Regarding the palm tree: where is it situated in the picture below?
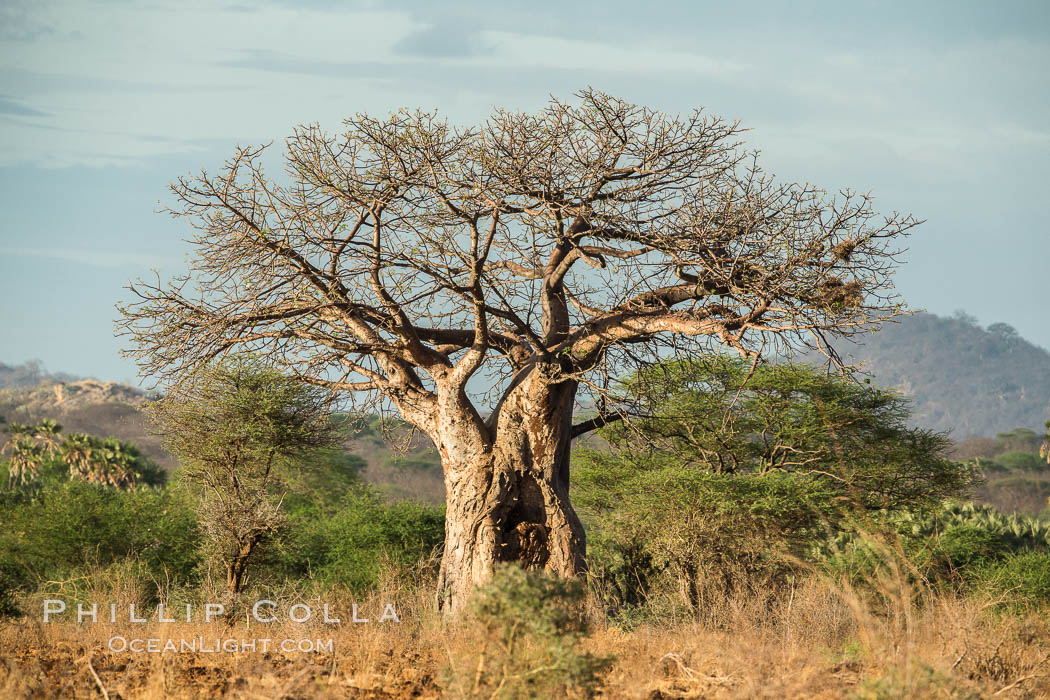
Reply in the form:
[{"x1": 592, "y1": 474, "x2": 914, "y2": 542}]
[
  {"x1": 1041, "y1": 420, "x2": 1050, "y2": 465},
  {"x1": 5, "y1": 420, "x2": 149, "y2": 490},
  {"x1": 3, "y1": 424, "x2": 29, "y2": 486},
  {"x1": 4, "y1": 435, "x2": 44, "y2": 487},
  {"x1": 89, "y1": 438, "x2": 140, "y2": 489},
  {"x1": 33, "y1": 418, "x2": 63, "y2": 457},
  {"x1": 2, "y1": 420, "x2": 66, "y2": 487},
  {"x1": 62, "y1": 433, "x2": 96, "y2": 480}
]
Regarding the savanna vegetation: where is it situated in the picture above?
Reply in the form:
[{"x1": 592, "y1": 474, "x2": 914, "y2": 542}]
[
  {"x1": 3, "y1": 354, "x2": 1050, "y2": 698},
  {"x1": 4, "y1": 91, "x2": 1050, "y2": 697}
]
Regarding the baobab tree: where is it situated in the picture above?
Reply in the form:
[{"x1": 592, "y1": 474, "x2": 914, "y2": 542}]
[{"x1": 118, "y1": 90, "x2": 918, "y2": 613}]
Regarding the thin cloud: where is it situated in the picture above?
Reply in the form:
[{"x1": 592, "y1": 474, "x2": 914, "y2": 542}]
[
  {"x1": 479, "y1": 30, "x2": 744, "y2": 76},
  {"x1": 393, "y1": 22, "x2": 496, "y2": 58},
  {"x1": 225, "y1": 30, "x2": 742, "y2": 78},
  {"x1": 4, "y1": 247, "x2": 180, "y2": 269},
  {"x1": 0, "y1": 95, "x2": 49, "y2": 117}
]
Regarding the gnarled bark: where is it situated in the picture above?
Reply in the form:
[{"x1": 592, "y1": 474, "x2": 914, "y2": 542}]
[{"x1": 435, "y1": 371, "x2": 584, "y2": 614}]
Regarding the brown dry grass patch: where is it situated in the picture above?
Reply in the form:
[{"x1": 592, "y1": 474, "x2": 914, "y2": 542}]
[{"x1": 1, "y1": 576, "x2": 1049, "y2": 699}]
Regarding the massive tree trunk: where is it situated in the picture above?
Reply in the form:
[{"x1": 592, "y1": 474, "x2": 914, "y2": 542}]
[{"x1": 434, "y1": 371, "x2": 585, "y2": 615}]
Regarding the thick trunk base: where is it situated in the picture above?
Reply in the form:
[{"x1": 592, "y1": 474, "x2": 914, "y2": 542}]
[
  {"x1": 432, "y1": 372, "x2": 584, "y2": 615},
  {"x1": 436, "y1": 461, "x2": 585, "y2": 615}
]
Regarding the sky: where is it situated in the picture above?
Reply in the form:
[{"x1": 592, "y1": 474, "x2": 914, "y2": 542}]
[{"x1": 1, "y1": 0, "x2": 1048, "y2": 384}]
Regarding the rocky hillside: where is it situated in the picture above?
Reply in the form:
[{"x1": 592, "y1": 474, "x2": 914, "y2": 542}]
[
  {"x1": 0, "y1": 379, "x2": 174, "y2": 471},
  {"x1": 814, "y1": 312, "x2": 1050, "y2": 438},
  {"x1": 3, "y1": 378, "x2": 153, "y2": 411},
  {"x1": 0, "y1": 376, "x2": 444, "y2": 501}
]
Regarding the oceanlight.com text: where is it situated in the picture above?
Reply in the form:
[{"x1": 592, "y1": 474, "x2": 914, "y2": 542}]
[{"x1": 107, "y1": 637, "x2": 334, "y2": 654}]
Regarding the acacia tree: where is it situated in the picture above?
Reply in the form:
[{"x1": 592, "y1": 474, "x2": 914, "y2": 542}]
[
  {"x1": 118, "y1": 90, "x2": 917, "y2": 613},
  {"x1": 146, "y1": 359, "x2": 338, "y2": 595}
]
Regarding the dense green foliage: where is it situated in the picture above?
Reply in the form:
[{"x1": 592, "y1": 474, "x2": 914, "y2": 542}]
[
  {"x1": 994, "y1": 427, "x2": 1046, "y2": 454},
  {"x1": 973, "y1": 552, "x2": 1050, "y2": 604},
  {"x1": 147, "y1": 359, "x2": 340, "y2": 477},
  {"x1": 0, "y1": 375, "x2": 445, "y2": 611},
  {"x1": 596, "y1": 355, "x2": 970, "y2": 509},
  {"x1": 277, "y1": 487, "x2": 444, "y2": 592},
  {"x1": 0, "y1": 474, "x2": 444, "y2": 613},
  {"x1": 578, "y1": 455, "x2": 838, "y2": 613},
  {"x1": 0, "y1": 481, "x2": 200, "y2": 600},
  {"x1": 989, "y1": 450, "x2": 1047, "y2": 472},
  {"x1": 575, "y1": 356, "x2": 976, "y2": 618},
  {"x1": 819, "y1": 501, "x2": 1050, "y2": 610}
]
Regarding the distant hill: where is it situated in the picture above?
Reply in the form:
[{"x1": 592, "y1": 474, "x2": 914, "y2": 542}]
[
  {"x1": 815, "y1": 312, "x2": 1050, "y2": 438},
  {"x1": 0, "y1": 374, "x2": 444, "y2": 502},
  {"x1": 0, "y1": 378, "x2": 175, "y2": 471},
  {"x1": 0, "y1": 360, "x2": 79, "y2": 390}
]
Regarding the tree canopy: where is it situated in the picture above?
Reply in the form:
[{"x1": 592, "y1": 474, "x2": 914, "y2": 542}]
[
  {"x1": 573, "y1": 356, "x2": 975, "y2": 616},
  {"x1": 119, "y1": 89, "x2": 916, "y2": 436},
  {"x1": 584, "y1": 355, "x2": 973, "y2": 511}
]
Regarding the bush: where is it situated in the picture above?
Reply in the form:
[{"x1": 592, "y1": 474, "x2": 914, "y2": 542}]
[
  {"x1": 932, "y1": 524, "x2": 1013, "y2": 570},
  {"x1": 277, "y1": 486, "x2": 444, "y2": 593},
  {"x1": 0, "y1": 480, "x2": 201, "y2": 596},
  {"x1": 820, "y1": 501, "x2": 1050, "y2": 590},
  {"x1": 572, "y1": 357, "x2": 974, "y2": 619},
  {"x1": 444, "y1": 564, "x2": 612, "y2": 698},
  {"x1": 994, "y1": 450, "x2": 1046, "y2": 472},
  {"x1": 995, "y1": 428, "x2": 1043, "y2": 454},
  {"x1": 971, "y1": 552, "x2": 1050, "y2": 606},
  {"x1": 576, "y1": 450, "x2": 838, "y2": 618}
]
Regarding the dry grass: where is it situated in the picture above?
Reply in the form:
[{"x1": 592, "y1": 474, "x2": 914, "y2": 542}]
[{"x1": 2, "y1": 572, "x2": 1049, "y2": 699}]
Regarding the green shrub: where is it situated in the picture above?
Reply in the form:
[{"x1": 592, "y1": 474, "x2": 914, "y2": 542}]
[
  {"x1": 994, "y1": 450, "x2": 1046, "y2": 472},
  {"x1": 971, "y1": 552, "x2": 1050, "y2": 606},
  {"x1": 444, "y1": 564, "x2": 612, "y2": 698},
  {"x1": 280, "y1": 447, "x2": 366, "y2": 512},
  {"x1": 820, "y1": 501, "x2": 1050, "y2": 589},
  {"x1": 576, "y1": 449, "x2": 838, "y2": 617},
  {"x1": 0, "y1": 480, "x2": 201, "y2": 594},
  {"x1": 22, "y1": 558, "x2": 164, "y2": 613},
  {"x1": 932, "y1": 524, "x2": 1013, "y2": 570},
  {"x1": 995, "y1": 428, "x2": 1044, "y2": 455},
  {"x1": 277, "y1": 486, "x2": 444, "y2": 593},
  {"x1": 971, "y1": 456, "x2": 1008, "y2": 473},
  {"x1": 572, "y1": 356, "x2": 974, "y2": 619}
]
